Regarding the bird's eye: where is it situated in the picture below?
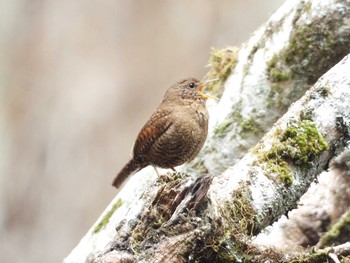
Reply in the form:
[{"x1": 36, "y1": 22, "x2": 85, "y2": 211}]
[{"x1": 188, "y1": 82, "x2": 195, "y2": 89}]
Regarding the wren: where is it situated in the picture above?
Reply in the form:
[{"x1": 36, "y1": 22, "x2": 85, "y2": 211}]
[{"x1": 112, "y1": 78, "x2": 216, "y2": 188}]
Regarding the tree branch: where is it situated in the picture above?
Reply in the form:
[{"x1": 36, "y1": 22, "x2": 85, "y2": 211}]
[{"x1": 64, "y1": 0, "x2": 350, "y2": 262}]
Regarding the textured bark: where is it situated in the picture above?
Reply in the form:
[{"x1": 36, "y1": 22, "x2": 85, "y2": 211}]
[
  {"x1": 64, "y1": 0, "x2": 350, "y2": 262},
  {"x1": 187, "y1": 0, "x2": 350, "y2": 176},
  {"x1": 254, "y1": 148, "x2": 350, "y2": 249},
  {"x1": 66, "y1": 54, "x2": 350, "y2": 263}
]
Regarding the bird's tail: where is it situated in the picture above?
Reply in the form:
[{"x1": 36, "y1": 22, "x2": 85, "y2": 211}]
[{"x1": 112, "y1": 159, "x2": 141, "y2": 188}]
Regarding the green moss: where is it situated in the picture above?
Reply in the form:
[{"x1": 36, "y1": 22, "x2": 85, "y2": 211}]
[
  {"x1": 319, "y1": 86, "x2": 331, "y2": 97},
  {"x1": 204, "y1": 46, "x2": 239, "y2": 97},
  {"x1": 157, "y1": 171, "x2": 187, "y2": 184},
  {"x1": 129, "y1": 173, "x2": 195, "y2": 254},
  {"x1": 188, "y1": 159, "x2": 208, "y2": 174},
  {"x1": 201, "y1": 183, "x2": 257, "y2": 262},
  {"x1": 275, "y1": 11, "x2": 349, "y2": 84},
  {"x1": 266, "y1": 159, "x2": 292, "y2": 185},
  {"x1": 228, "y1": 185, "x2": 256, "y2": 235},
  {"x1": 93, "y1": 198, "x2": 123, "y2": 234},
  {"x1": 213, "y1": 102, "x2": 243, "y2": 138},
  {"x1": 248, "y1": 44, "x2": 259, "y2": 61},
  {"x1": 267, "y1": 55, "x2": 290, "y2": 83},
  {"x1": 214, "y1": 110, "x2": 263, "y2": 139},
  {"x1": 299, "y1": 109, "x2": 314, "y2": 121},
  {"x1": 207, "y1": 47, "x2": 238, "y2": 80},
  {"x1": 200, "y1": 182, "x2": 301, "y2": 262},
  {"x1": 266, "y1": 84, "x2": 291, "y2": 112},
  {"x1": 269, "y1": 69, "x2": 290, "y2": 82},
  {"x1": 214, "y1": 119, "x2": 234, "y2": 138},
  {"x1": 267, "y1": 54, "x2": 278, "y2": 69},
  {"x1": 318, "y1": 210, "x2": 350, "y2": 247},
  {"x1": 289, "y1": 249, "x2": 330, "y2": 263},
  {"x1": 265, "y1": 4, "x2": 350, "y2": 92},
  {"x1": 282, "y1": 121, "x2": 329, "y2": 164},
  {"x1": 257, "y1": 120, "x2": 328, "y2": 186},
  {"x1": 283, "y1": 24, "x2": 340, "y2": 83},
  {"x1": 240, "y1": 117, "x2": 262, "y2": 136}
]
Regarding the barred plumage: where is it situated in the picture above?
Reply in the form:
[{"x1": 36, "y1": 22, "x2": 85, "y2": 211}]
[{"x1": 112, "y1": 78, "x2": 212, "y2": 188}]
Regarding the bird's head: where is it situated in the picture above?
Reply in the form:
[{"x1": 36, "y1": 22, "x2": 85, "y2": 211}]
[{"x1": 163, "y1": 78, "x2": 218, "y2": 104}]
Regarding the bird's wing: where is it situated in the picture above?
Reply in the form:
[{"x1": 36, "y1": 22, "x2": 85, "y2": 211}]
[{"x1": 133, "y1": 108, "x2": 173, "y2": 159}]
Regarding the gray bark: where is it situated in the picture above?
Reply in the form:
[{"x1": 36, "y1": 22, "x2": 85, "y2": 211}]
[
  {"x1": 64, "y1": 0, "x2": 350, "y2": 262},
  {"x1": 254, "y1": 148, "x2": 350, "y2": 250},
  {"x1": 187, "y1": 0, "x2": 350, "y2": 177},
  {"x1": 90, "y1": 55, "x2": 350, "y2": 263}
]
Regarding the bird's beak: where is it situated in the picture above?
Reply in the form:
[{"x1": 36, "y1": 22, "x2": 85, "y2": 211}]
[{"x1": 197, "y1": 78, "x2": 219, "y2": 100}]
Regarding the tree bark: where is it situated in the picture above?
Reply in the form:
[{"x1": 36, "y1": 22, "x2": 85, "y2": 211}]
[{"x1": 64, "y1": 0, "x2": 350, "y2": 262}]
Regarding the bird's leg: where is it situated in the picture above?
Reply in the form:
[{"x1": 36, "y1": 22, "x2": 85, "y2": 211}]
[
  {"x1": 171, "y1": 167, "x2": 177, "y2": 172},
  {"x1": 153, "y1": 165, "x2": 160, "y2": 177}
]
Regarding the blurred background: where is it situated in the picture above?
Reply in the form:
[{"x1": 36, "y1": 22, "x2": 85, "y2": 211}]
[{"x1": 0, "y1": 0, "x2": 284, "y2": 262}]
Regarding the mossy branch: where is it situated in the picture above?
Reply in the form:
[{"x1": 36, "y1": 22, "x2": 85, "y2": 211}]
[
  {"x1": 64, "y1": 0, "x2": 350, "y2": 262},
  {"x1": 91, "y1": 54, "x2": 350, "y2": 263}
]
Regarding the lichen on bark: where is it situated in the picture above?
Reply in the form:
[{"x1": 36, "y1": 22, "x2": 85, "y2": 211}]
[
  {"x1": 255, "y1": 120, "x2": 329, "y2": 186},
  {"x1": 64, "y1": 1, "x2": 350, "y2": 262}
]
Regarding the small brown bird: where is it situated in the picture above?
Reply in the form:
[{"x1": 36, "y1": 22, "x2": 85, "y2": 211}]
[{"x1": 112, "y1": 78, "x2": 216, "y2": 188}]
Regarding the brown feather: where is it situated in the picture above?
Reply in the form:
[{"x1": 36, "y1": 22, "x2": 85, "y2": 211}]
[
  {"x1": 133, "y1": 109, "x2": 173, "y2": 161},
  {"x1": 112, "y1": 159, "x2": 143, "y2": 188},
  {"x1": 112, "y1": 78, "x2": 209, "y2": 189}
]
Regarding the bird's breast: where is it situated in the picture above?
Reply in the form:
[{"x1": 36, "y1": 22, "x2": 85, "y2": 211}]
[
  {"x1": 147, "y1": 104, "x2": 209, "y2": 168},
  {"x1": 195, "y1": 108, "x2": 209, "y2": 129},
  {"x1": 171, "y1": 106, "x2": 208, "y2": 147}
]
